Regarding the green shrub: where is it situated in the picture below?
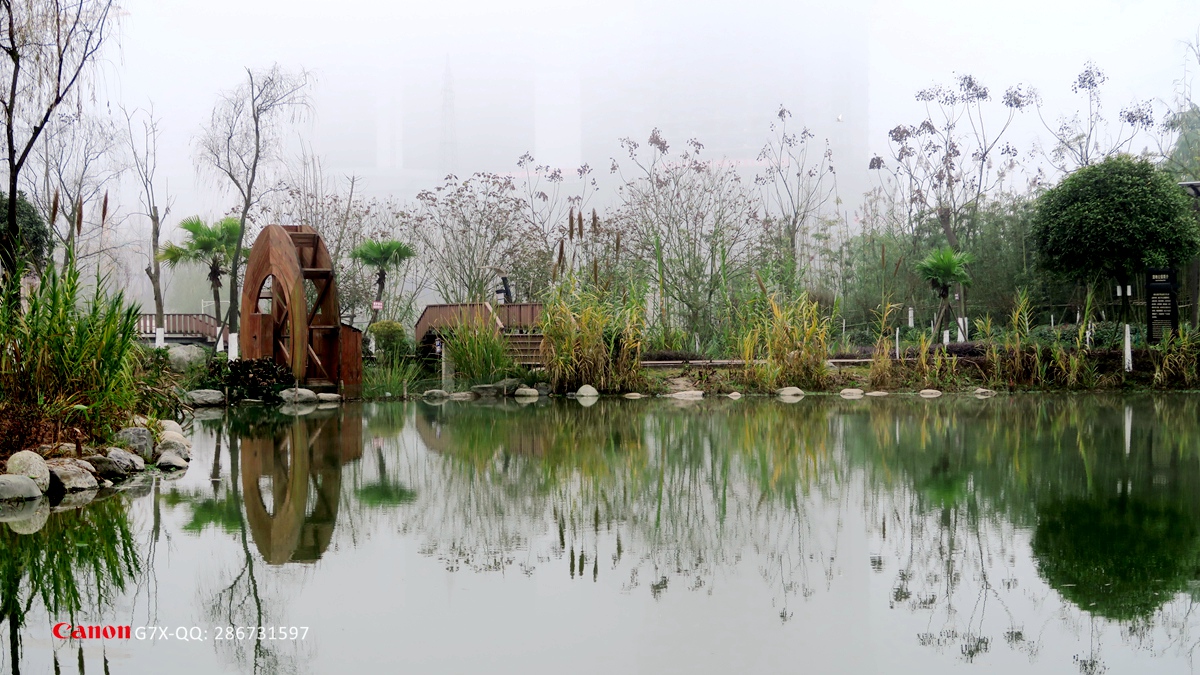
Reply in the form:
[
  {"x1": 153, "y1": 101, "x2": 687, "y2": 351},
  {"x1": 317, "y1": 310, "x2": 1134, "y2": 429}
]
[
  {"x1": 199, "y1": 356, "x2": 295, "y2": 403},
  {"x1": 368, "y1": 320, "x2": 412, "y2": 364}
]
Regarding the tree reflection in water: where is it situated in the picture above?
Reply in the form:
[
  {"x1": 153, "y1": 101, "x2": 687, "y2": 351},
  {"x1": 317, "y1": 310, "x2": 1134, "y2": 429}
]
[
  {"x1": 848, "y1": 394, "x2": 1200, "y2": 672},
  {"x1": 0, "y1": 495, "x2": 140, "y2": 674},
  {"x1": 405, "y1": 398, "x2": 846, "y2": 618},
  {"x1": 169, "y1": 406, "x2": 363, "y2": 674}
]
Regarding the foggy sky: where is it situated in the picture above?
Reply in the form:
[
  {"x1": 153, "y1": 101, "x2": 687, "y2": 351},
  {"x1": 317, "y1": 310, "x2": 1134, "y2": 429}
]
[{"x1": 103, "y1": 0, "x2": 1198, "y2": 310}]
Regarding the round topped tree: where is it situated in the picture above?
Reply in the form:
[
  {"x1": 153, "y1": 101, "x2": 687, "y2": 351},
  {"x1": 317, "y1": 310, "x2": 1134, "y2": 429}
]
[{"x1": 1032, "y1": 155, "x2": 1199, "y2": 313}]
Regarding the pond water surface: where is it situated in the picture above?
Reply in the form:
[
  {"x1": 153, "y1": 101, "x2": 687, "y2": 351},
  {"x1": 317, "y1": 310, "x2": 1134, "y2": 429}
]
[{"x1": 4, "y1": 394, "x2": 1200, "y2": 674}]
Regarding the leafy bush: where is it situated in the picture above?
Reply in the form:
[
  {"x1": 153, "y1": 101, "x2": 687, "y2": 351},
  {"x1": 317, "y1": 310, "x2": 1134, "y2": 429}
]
[
  {"x1": 199, "y1": 356, "x2": 295, "y2": 403},
  {"x1": 368, "y1": 320, "x2": 412, "y2": 364}
]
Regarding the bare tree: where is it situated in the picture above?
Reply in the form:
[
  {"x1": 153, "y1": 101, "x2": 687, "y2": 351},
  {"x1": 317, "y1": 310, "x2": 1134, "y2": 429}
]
[
  {"x1": 1035, "y1": 62, "x2": 1157, "y2": 173},
  {"x1": 26, "y1": 109, "x2": 123, "y2": 267},
  {"x1": 196, "y1": 64, "x2": 310, "y2": 335},
  {"x1": 258, "y1": 151, "x2": 412, "y2": 323},
  {"x1": 409, "y1": 172, "x2": 527, "y2": 304},
  {"x1": 612, "y1": 129, "x2": 758, "y2": 346},
  {"x1": 0, "y1": 0, "x2": 116, "y2": 280},
  {"x1": 123, "y1": 105, "x2": 171, "y2": 330},
  {"x1": 754, "y1": 105, "x2": 841, "y2": 295},
  {"x1": 508, "y1": 153, "x2": 596, "y2": 300}
]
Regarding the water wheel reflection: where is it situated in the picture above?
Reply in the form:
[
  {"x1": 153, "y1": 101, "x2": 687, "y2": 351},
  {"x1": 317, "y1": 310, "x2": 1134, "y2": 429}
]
[{"x1": 240, "y1": 409, "x2": 362, "y2": 564}]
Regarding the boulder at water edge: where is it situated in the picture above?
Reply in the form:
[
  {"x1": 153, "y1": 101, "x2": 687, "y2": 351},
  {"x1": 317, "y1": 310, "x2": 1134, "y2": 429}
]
[
  {"x1": 317, "y1": 393, "x2": 342, "y2": 403},
  {"x1": 0, "y1": 496, "x2": 46, "y2": 521},
  {"x1": 775, "y1": 387, "x2": 804, "y2": 397},
  {"x1": 167, "y1": 344, "x2": 206, "y2": 373},
  {"x1": 82, "y1": 455, "x2": 127, "y2": 482},
  {"x1": 448, "y1": 391, "x2": 477, "y2": 401},
  {"x1": 514, "y1": 387, "x2": 540, "y2": 398},
  {"x1": 280, "y1": 388, "x2": 319, "y2": 404},
  {"x1": 866, "y1": 391, "x2": 889, "y2": 397},
  {"x1": 471, "y1": 384, "x2": 501, "y2": 397},
  {"x1": 0, "y1": 475, "x2": 42, "y2": 501},
  {"x1": 5, "y1": 450, "x2": 50, "y2": 492},
  {"x1": 106, "y1": 448, "x2": 145, "y2": 473},
  {"x1": 493, "y1": 378, "x2": 523, "y2": 395},
  {"x1": 973, "y1": 387, "x2": 997, "y2": 398},
  {"x1": 4, "y1": 498, "x2": 49, "y2": 533},
  {"x1": 670, "y1": 390, "x2": 704, "y2": 400},
  {"x1": 919, "y1": 389, "x2": 943, "y2": 398},
  {"x1": 187, "y1": 389, "x2": 225, "y2": 407},
  {"x1": 159, "y1": 430, "x2": 192, "y2": 449},
  {"x1": 577, "y1": 385, "x2": 600, "y2": 398},
  {"x1": 115, "y1": 427, "x2": 154, "y2": 461},
  {"x1": 840, "y1": 388, "x2": 864, "y2": 398},
  {"x1": 622, "y1": 393, "x2": 646, "y2": 399},
  {"x1": 155, "y1": 437, "x2": 191, "y2": 462},
  {"x1": 422, "y1": 389, "x2": 449, "y2": 399},
  {"x1": 727, "y1": 392, "x2": 743, "y2": 399},
  {"x1": 159, "y1": 419, "x2": 184, "y2": 436},
  {"x1": 45, "y1": 459, "x2": 98, "y2": 492},
  {"x1": 156, "y1": 452, "x2": 188, "y2": 471}
]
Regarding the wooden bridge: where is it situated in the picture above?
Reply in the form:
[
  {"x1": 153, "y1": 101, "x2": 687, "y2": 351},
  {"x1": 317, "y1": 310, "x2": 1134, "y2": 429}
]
[
  {"x1": 414, "y1": 302, "x2": 543, "y2": 365},
  {"x1": 138, "y1": 313, "x2": 224, "y2": 343}
]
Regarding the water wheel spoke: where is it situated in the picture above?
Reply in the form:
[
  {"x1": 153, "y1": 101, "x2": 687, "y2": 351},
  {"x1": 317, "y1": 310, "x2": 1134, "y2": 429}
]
[{"x1": 306, "y1": 343, "x2": 330, "y2": 379}]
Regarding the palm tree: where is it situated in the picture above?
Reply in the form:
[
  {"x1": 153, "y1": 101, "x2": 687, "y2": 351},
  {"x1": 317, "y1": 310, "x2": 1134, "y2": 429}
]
[
  {"x1": 916, "y1": 246, "x2": 975, "y2": 340},
  {"x1": 351, "y1": 239, "x2": 415, "y2": 325},
  {"x1": 159, "y1": 216, "x2": 241, "y2": 325}
]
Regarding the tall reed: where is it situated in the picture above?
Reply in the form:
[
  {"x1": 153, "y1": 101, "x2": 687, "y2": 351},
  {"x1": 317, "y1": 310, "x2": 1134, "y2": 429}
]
[
  {"x1": 540, "y1": 277, "x2": 645, "y2": 393},
  {"x1": 442, "y1": 313, "x2": 516, "y2": 385},
  {"x1": 868, "y1": 297, "x2": 900, "y2": 389},
  {"x1": 738, "y1": 286, "x2": 830, "y2": 391},
  {"x1": 0, "y1": 249, "x2": 144, "y2": 455}
]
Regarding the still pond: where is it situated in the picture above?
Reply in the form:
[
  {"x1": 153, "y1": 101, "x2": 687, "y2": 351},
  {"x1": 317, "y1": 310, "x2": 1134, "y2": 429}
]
[{"x1": 3, "y1": 394, "x2": 1200, "y2": 674}]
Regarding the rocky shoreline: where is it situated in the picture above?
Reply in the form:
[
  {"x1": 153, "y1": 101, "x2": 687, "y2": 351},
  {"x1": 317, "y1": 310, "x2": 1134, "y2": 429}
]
[{"x1": 0, "y1": 415, "x2": 194, "y2": 532}]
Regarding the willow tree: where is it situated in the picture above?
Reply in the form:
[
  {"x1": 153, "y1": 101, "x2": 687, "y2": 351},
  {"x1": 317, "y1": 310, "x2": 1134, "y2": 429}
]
[{"x1": 0, "y1": 0, "x2": 117, "y2": 282}]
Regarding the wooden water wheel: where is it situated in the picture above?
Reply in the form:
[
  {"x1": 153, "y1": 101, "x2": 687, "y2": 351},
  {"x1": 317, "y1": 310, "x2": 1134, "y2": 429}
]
[{"x1": 240, "y1": 224, "x2": 355, "y2": 390}]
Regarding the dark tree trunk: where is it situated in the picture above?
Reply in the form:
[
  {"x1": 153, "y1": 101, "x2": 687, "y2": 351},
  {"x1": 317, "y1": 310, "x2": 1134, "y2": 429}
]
[{"x1": 145, "y1": 205, "x2": 164, "y2": 328}]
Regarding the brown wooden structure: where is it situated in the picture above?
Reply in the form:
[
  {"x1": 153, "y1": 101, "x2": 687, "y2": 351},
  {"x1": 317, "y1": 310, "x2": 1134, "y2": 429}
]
[
  {"x1": 239, "y1": 224, "x2": 362, "y2": 396},
  {"x1": 414, "y1": 302, "x2": 544, "y2": 366},
  {"x1": 137, "y1": 313, "x2": 222, "y2": 342},
  {"x1": 241, "y1": 408, "x2": 361, "y2": 565}
]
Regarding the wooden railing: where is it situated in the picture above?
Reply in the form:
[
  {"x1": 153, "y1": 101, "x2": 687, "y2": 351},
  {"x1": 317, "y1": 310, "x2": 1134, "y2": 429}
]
[{"x1": 138, "y1": 313, "x2": 221, "y2": 340}]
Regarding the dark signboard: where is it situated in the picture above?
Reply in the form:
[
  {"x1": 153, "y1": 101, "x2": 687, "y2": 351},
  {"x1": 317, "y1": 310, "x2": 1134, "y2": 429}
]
[{"x1": 1146, "y1": 268, "x2": 1179, "y2": 344}]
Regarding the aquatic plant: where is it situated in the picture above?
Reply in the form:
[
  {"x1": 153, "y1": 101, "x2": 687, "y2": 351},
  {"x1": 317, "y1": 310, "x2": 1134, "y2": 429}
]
[
  {"x1": 1151, "y1": 322, "x2": 1200, "y2": 387},
  {"x1": 0, "y1": 249, "x2": 149, "y2": 456},
  {"x1": 737, "y1": 284, "x2": 830, "y2": 391},
  {"x1": 363, "y1": 361, "x2": 426, "y2": 399},
  {"x1": 539, "y1": 277, "x2": 645, "y2": 393},
  {"x1": 868, "y1": 296, "x2": 901, "y2": 389},
  {"x1": 442, "y1": 312, "x2": 516, "y2": 384}
]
